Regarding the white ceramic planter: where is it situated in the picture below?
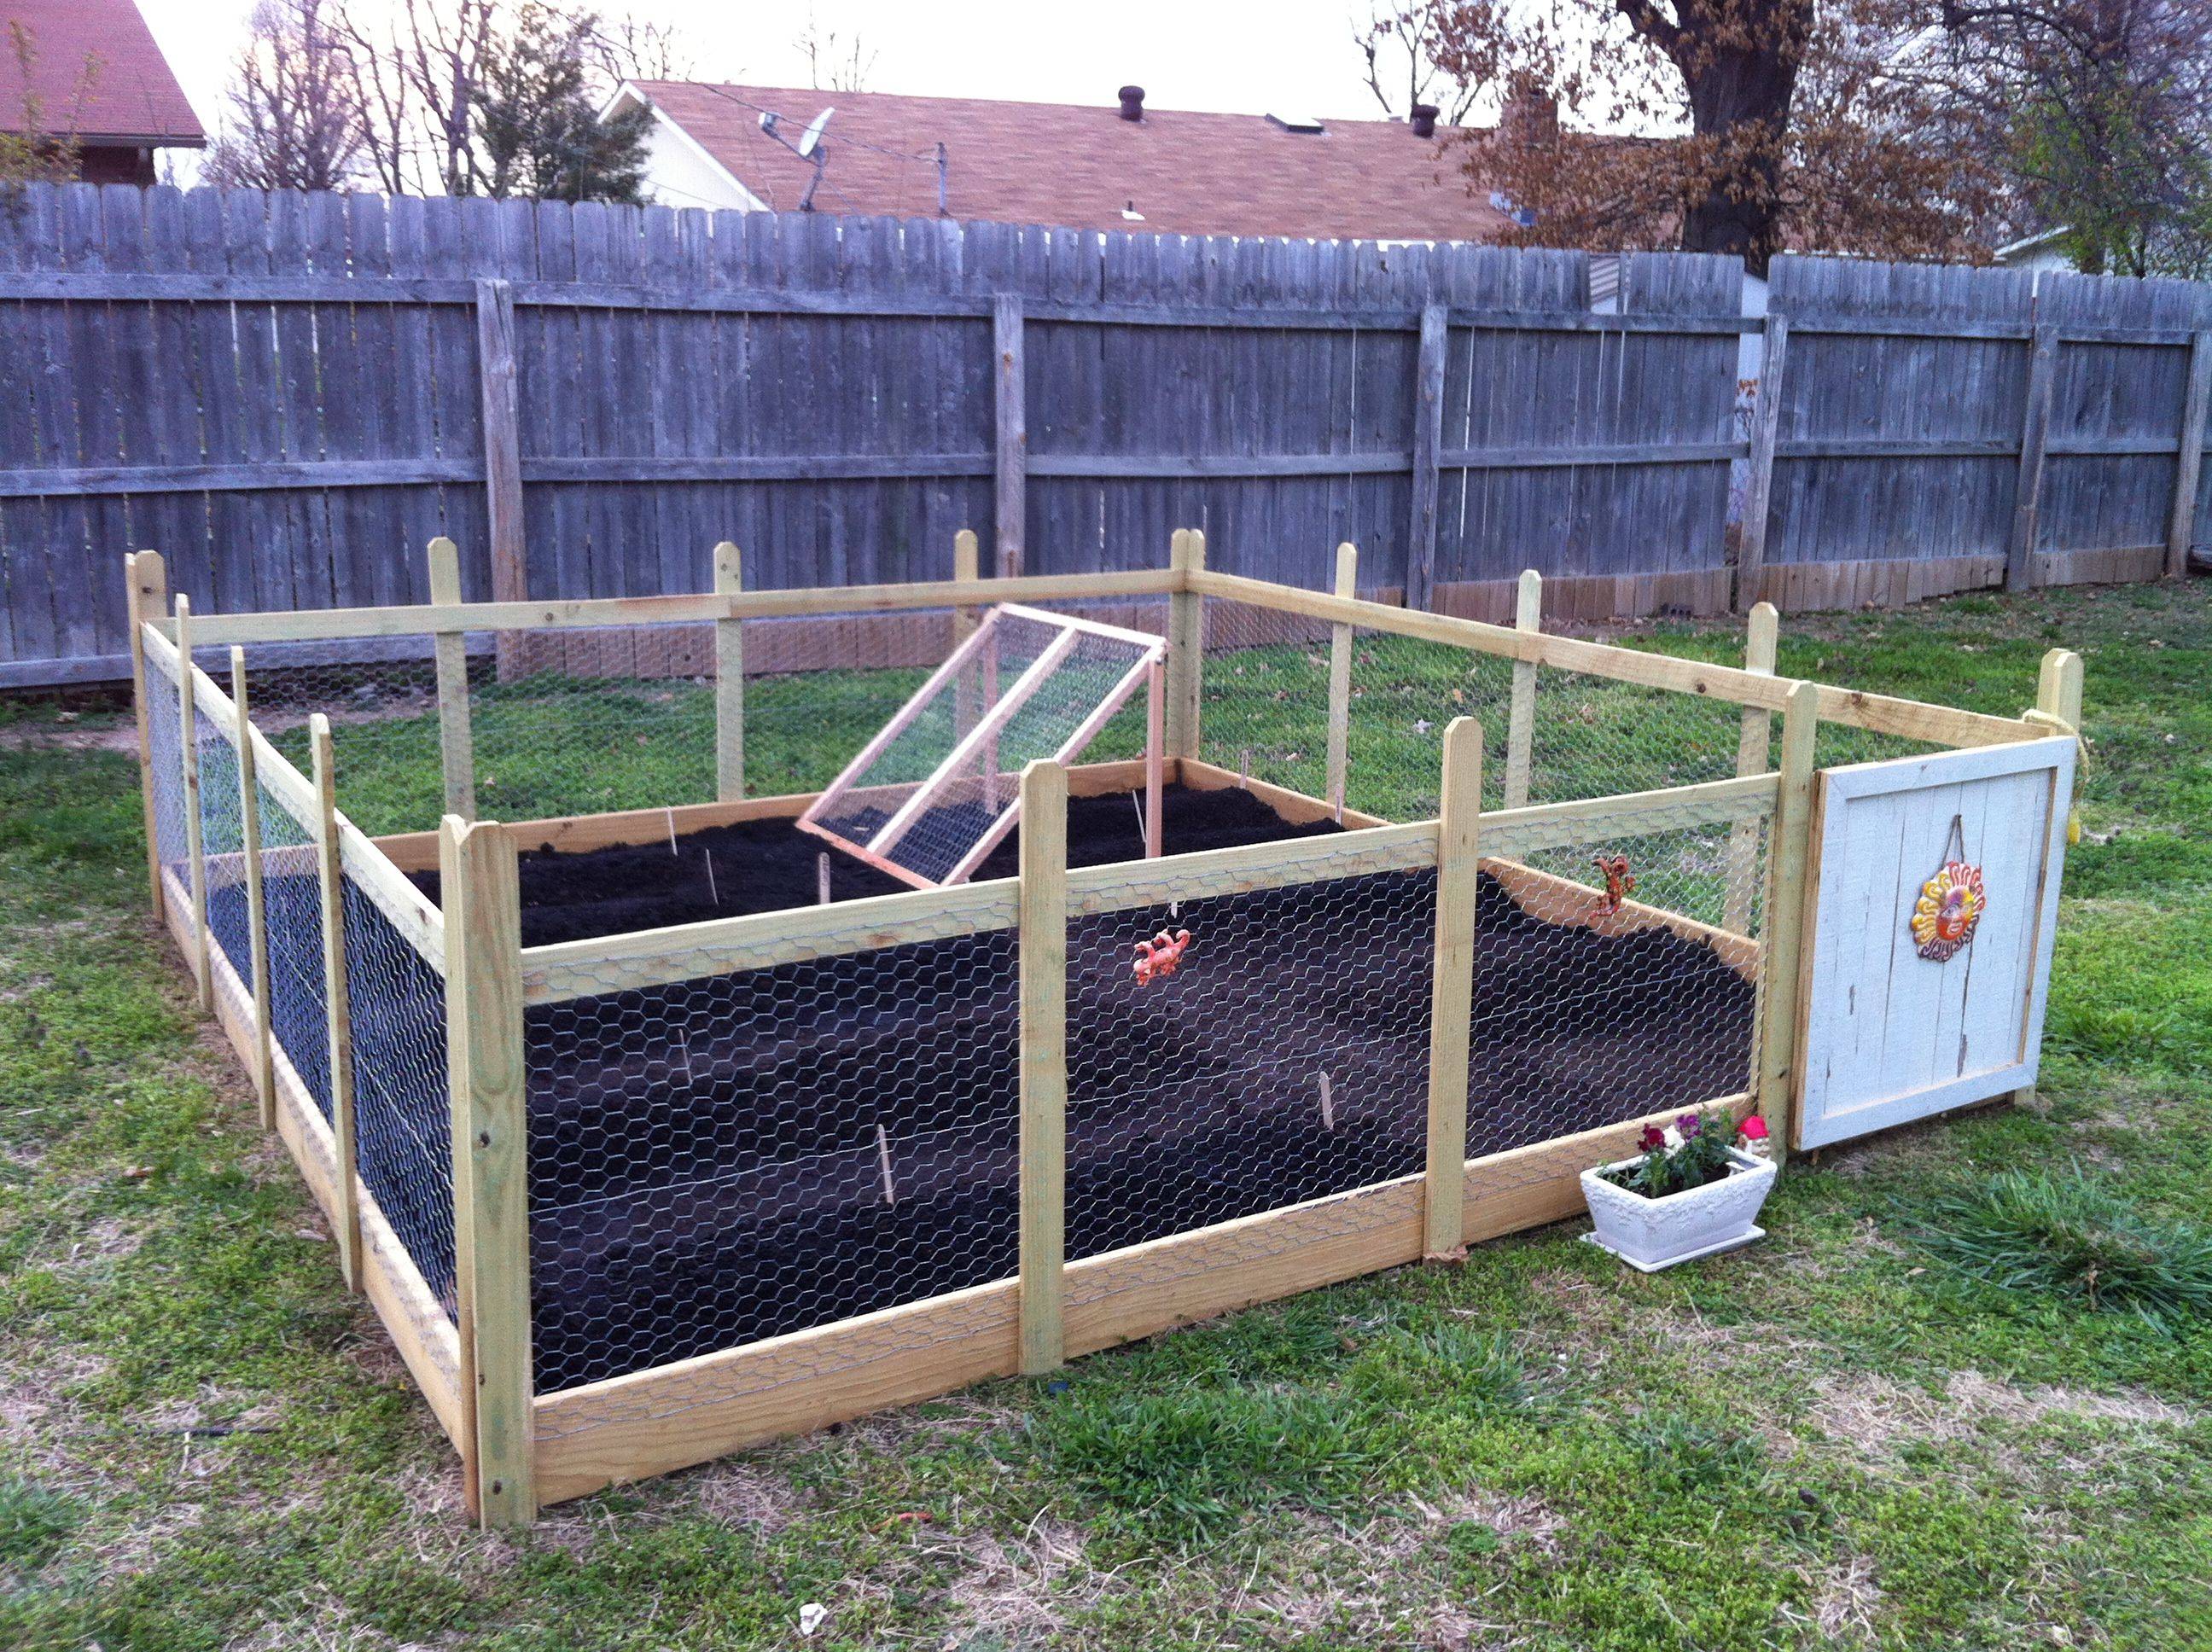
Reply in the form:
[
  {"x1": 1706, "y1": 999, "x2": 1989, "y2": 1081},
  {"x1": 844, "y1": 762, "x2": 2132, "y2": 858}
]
[{"x1": 1580, "y1": 1146, "x2": 1777, "y2": 1272}]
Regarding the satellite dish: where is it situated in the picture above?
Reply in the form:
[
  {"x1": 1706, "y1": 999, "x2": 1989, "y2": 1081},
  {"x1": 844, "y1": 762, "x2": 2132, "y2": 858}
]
[{"x1": 799, "y1": 107, "x2": 835, "y2": 158}]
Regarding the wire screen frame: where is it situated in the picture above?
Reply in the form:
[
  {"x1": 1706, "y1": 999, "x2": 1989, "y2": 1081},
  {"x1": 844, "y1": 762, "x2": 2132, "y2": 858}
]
[{"x1": 798, "y1": 603, "x2": 1167, "y2": 889}]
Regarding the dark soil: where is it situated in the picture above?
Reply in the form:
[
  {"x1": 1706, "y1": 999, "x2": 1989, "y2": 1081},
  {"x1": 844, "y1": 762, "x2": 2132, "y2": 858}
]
[
  {"x1": 492, "y1": 785, "x2": 1758, "y2": 1396},
  {"x1": 410, "y1": 782, "x2": 1341, "y2": 948}
]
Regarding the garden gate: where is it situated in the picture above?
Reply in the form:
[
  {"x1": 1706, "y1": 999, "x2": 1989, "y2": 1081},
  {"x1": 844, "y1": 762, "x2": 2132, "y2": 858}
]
[{"x1": 1794, "y1": 736, "x2": 2077, "y2": 1149}]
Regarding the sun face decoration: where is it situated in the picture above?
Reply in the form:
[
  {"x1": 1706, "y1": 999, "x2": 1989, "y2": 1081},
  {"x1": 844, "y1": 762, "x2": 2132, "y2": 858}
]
[{"x1": 1912, "y1": 860, "x2": 1986, "y2": 963}]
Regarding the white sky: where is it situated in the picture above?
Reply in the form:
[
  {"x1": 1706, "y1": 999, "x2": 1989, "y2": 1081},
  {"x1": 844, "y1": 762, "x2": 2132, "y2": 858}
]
[{"x1": 140, "y1": 0, "x2": 1476, "y2": 154}]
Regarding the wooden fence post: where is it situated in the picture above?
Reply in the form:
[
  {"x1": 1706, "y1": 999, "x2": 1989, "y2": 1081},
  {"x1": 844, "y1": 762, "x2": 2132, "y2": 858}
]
[
  {"x1": 1166, "y1": 529, "x2": 1207, "y2": 761},
  {"x1": 233, "y1": 648, "x2": 275, "y2": 1129},
  {"x1": 994, "y1": 294, "x2": 1027, "y2": 579},
  {"x1": 427, "y1": 537, "x2": 476, "y2": 820},
  {"x1": 2168, "y1": 331, "x2": 2211, "y2": 579},
  {"x1": 1736, "y1": 315, "x2": 1790, "y2": 612},
  {"x1": 1324, "y1": 541, "x2": 1359, "y2": 817},
  {"x1": 1725, "y1": 601, "x2": 1779, "y2": 935},
  {"x1": 125, "y1": 550, "x2": 168, "y2": 921},
  {"x1": 1503, "y1": 568, "x2": 1542, "y2": 810},
  {"x1": 176, "y1": 596, "x2": 212, "y2": 1012},
  {"x1": 1424, "y1": 716, "x2": 1482, "y2": 1260},
  {"x1": 1016, "y1": 759, "x2": 1068, "y2": 1376},
  {"x1": 713, "y1": 541, "x2": 745, "y2": 801},
  {"x1": 1755, "y1": 681, "x2": 1819, "y2": 1161},
  {"x1": 1406, "y1": 303, "x2": 1449, "y2": 613},
  {"x1": 2007, "y1": 318, "x2": 2059, "y2": 594},
  {"x1": 441, "y1": 814, "x2": 535, "y2": 1527},
  {"x1": 310, "y1": 713, "x2": 364, "y2": 1288},
  {"x1": 475, "y1": 279, "x2": 526, "y2": 678},
  {"x1": 952, "y1": 528, "x2": 981, "y2": 738}
]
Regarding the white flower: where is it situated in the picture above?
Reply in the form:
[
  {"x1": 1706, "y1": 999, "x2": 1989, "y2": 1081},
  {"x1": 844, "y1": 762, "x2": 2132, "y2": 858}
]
[{"x1": 1662, "y1": 1126, "x2": 1685, "y2": 1153}]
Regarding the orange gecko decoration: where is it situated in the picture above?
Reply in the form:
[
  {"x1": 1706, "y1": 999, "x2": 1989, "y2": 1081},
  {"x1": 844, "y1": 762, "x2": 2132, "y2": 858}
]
[
  {"x1": 1132, "y1": 928, "x2": 1192, "y2": 984},
  {"x1": 1592, "y1": 854, "x2": 1636, "y2": 916}
]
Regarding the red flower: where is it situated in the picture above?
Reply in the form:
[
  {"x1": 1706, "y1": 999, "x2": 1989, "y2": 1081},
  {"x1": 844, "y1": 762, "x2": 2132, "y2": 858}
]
[
  {"x1": 1639, "y1": 1125, "x2": 1667, "y2": 1152},
  {"x1": 1738, "y1": 1114, "x2": 1770, "y2": 1141}
]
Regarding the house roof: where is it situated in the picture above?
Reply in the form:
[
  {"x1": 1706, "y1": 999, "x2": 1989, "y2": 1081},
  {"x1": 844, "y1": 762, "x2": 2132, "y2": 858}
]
[
  {"x1": 0, "y1": 0, "x2": 204, "y2": 146},
  {"x1": 624, "y1": 81, "x2": 1515, "y2": 241}
]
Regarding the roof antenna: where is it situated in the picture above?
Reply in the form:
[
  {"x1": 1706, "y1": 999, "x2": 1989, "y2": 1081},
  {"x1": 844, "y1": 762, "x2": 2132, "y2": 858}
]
[{"x1": 760, "y1": 105, "x2": 835, "y2": 211}]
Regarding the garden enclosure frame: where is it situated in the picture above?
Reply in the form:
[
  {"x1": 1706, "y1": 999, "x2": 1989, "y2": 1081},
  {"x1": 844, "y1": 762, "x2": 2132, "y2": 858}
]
[{"x1": 123, "y1": 530, "x2": 2082, "y2": 1527}]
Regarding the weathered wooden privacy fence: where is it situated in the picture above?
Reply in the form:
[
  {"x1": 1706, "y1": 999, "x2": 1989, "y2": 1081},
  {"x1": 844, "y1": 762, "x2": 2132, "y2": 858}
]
[
  {"x1": 128, "y1": 526, "x2": 2081, "y2": 1524},
  {"x1": 4, "y1": 183, "x2": 2208, "y2": 686}
]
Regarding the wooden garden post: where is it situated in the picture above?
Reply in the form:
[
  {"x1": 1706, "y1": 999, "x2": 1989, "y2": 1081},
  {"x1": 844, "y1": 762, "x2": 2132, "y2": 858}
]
[
  {"x1": 1424, "y1": 717, "x2": 1483, "y2": 1260},
  {"x1": 1502, "y1": 568, "x2": 1542, "y2": 810},
  {"x1": 2036, "y1": 646, "x2": 2084, "y2": 735},
  {"x1": 2014, "y1": 647, "x2": 2085, "y2": 1111},
  {"x1": 177, "y1": 596, "x2": 213, "y2": 1012},
  {"x1": 233, "y1": 649, "x2": 276, "y2": 1129},
  {"x1": 441, "y1": 813, "x2": 535, "y2": 1527},
  {"x1": 1725, "y1": 601, "x2": 1779, "y2": 935},
  {"x1": 428, "y1": 537, "x2": 477, "y2": 821},
  {"x1": 125, "y1": 551, "x2": 168, "y2": 921},
  {"x1": 1166, "y1": 529, "x2": 1207, "y2": 763},
  {"x1": 1017, "y1": 759, "x2": 1068, "y2": 1376},
  {"x1": 1754, "y1": 681, "x2": 1819, "y2": 1163},
  {"x1": 952, "y1": 528, "x2": 981, "y2": 739},
  {"x1": 713, "y1": 541, "x2": 745, "y2": 801},
  {"x1": 1324, "y1": 542, "x2": 1359, "y2": 817},
  {"x1": 311, "y1": 714, "x2": 364, "y2": 1289}
]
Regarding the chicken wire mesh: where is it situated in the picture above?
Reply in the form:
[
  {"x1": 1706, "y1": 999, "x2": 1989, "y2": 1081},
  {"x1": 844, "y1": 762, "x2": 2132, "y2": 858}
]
[
  {"x1": 1196, "y1": 598, "x2": 1761, "y2": 823},
  {"x1": 805, "y1": 609, "x2": 1160, "y2": 887},
  {"x1": 194, "y1": 701, "x2": 252, "y2": 991},
  {"x1": 1522, "y1": 669, "x2": 1749, "y2": 805},
  {"x1": 143, "y1": 645, "x2": 188, "y2": 886},
  {"x1": 1063, "y1": 860, "x2": 1436, "y2": 1262},
  {"x1": 341, "y1": 872, "x2": 456, "y2": 1311},
  {"x1": 257, "y1": 781, "x2": 333, "y2": 1122},
  {"x1": 1467, "y1": 807, "x2": 1769, "y2": 1167},
  {"x1": 522, "y1": 922, "x2": 1022, "y2": 1394}
]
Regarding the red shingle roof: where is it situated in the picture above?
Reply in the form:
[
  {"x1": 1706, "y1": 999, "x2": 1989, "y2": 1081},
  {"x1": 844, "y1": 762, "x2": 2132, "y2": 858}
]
[
  {"x1": 1, "y1": 0, "x2": 204, "y2": 145},
  {"x1": 632, "y1": 81, "x2": 1511, "y2": 242}
]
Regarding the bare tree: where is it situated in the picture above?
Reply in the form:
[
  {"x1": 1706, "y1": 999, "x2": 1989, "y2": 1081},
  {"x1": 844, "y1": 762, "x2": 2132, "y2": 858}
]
[
  {"x1": 1, "y1": 20, "x2": 96, "y2": 187},
  {"x1": 587, "y1": 9, "x2": 693, "y2": 81},
  {"x1": 203, "y1": 0, "x2": 365, "y2": 192},
  {"x1": 1354, "y1": 3, "x2": 1484, "y2": 123},
  {"x1": 794, "y1": 15, "x2": 875, "y2": 92}
]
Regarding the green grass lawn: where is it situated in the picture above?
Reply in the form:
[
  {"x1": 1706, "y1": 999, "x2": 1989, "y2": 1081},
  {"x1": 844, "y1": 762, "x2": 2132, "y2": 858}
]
[{"x1": 3, "y1": 581, "x2": 2209, "y2": 1650}]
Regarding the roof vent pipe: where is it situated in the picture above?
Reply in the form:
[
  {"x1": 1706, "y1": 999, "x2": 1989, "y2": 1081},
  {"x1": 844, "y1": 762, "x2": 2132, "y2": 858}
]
[
  {"x1": 1118, "y1": 85, "x2": 1145, "y2": 121},
  {"x1": 1409, "y1": 103, "x2": 1439, "y2": 139}
]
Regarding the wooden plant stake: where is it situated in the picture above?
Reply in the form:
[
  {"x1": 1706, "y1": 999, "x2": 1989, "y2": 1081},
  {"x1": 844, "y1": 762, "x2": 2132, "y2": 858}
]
[{"x1": 1166, "y1": 529, "x2": 1206, "y2": 760}]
